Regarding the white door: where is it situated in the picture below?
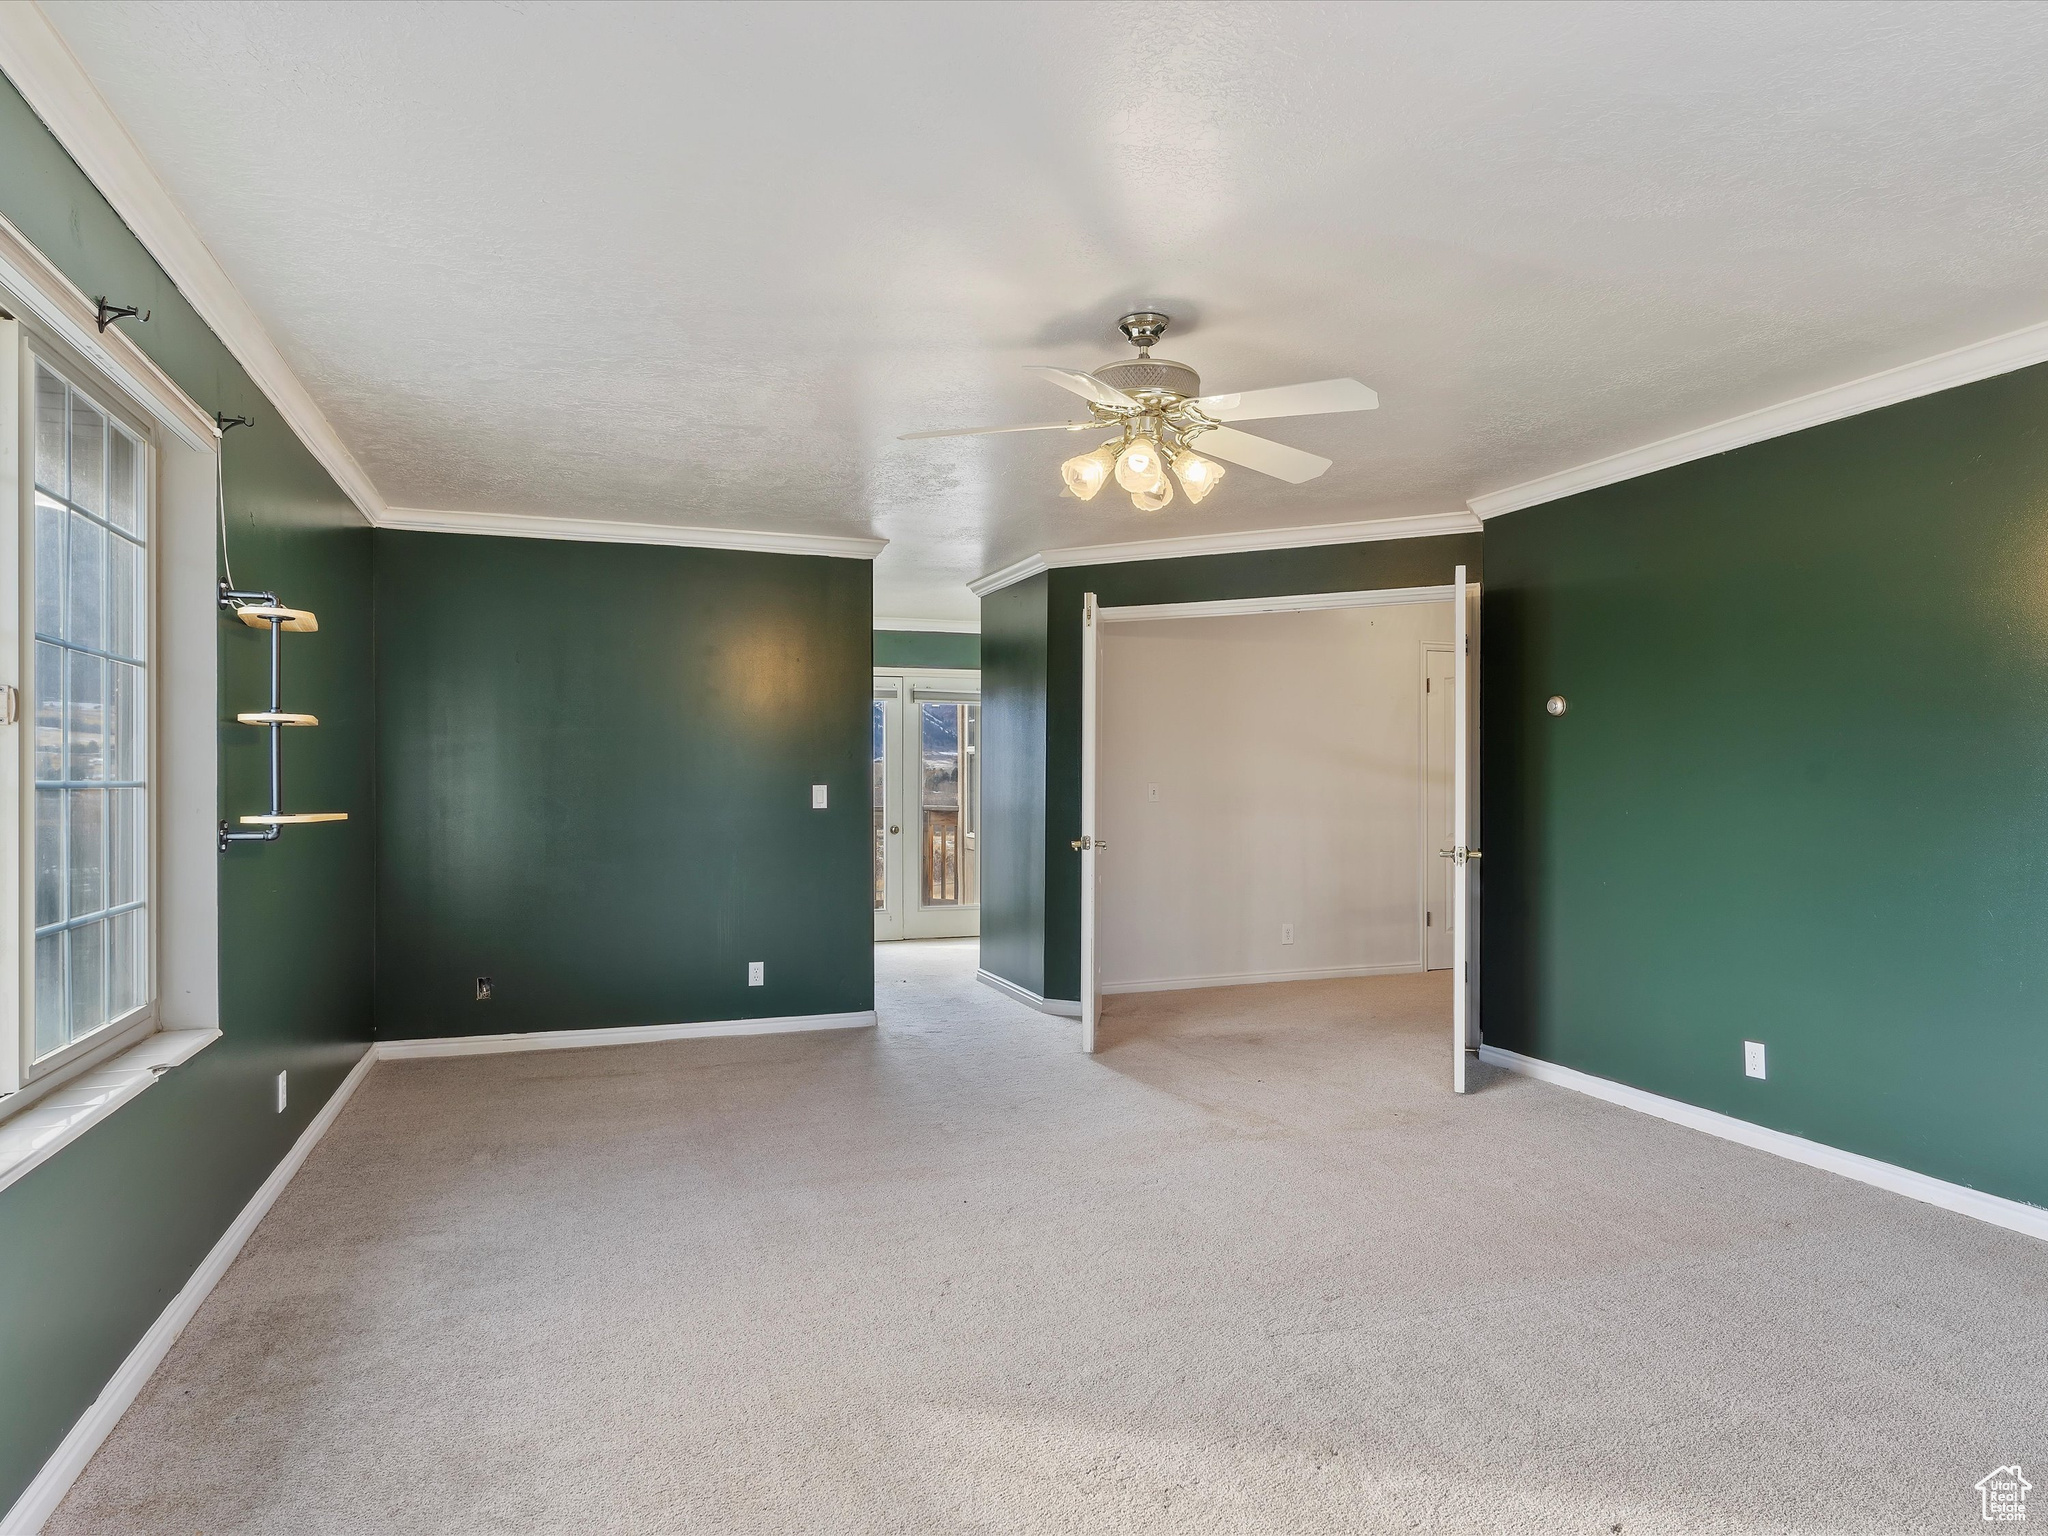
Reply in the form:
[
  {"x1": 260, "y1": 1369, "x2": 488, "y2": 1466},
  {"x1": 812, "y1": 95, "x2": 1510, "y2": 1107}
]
[
  {"x1": 1450, "y1": 565, "x2": 1480, "y2": 1092},
  {"x1": 1423, "y1": 644, "x2": 1456, "y2": 970},
  {"x1": 871, "y1": 678, "x2": 903, "y2": 940},
  {"x1": 874, "y1": 670, "x2": 981, "y2": 941},
  {"x1": 1079, "y1": 593, "x2": 1101, "y2": 1053},
  {"x1": 0, "y1": 316, "x2": 18, "y2": 1096}
]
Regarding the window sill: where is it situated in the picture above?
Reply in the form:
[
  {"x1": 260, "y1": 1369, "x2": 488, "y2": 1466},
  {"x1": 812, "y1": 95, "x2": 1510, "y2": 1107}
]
[{"x1": 0, "y1": 1028, "x2": 220, "y2": 1195}]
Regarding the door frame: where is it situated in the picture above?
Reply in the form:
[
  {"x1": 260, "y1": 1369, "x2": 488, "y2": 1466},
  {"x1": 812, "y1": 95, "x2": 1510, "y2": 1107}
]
[
  {"x1": 1450, "y1": 565, "x2": 1481, "y2": 1093},
  {"x1": 874, "y1": 666, "x2": 981, "y2": 941},
  {"x1": 871, "y1": 675, "x2": 904, "y2": 941},
  {"x1": 1419, "y1": 641, "x2": 1456, "y2": 972},
  {"x1": 1079, "y1": 582, "x2": 1466, "y2": 1055}
]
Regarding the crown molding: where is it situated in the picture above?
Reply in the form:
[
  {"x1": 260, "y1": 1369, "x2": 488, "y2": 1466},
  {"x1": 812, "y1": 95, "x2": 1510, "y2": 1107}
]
[
  {"x1": 0, "y1": 4, "x2": 386, "y2": 523},
  {"x1": 379, "y1": 505, "x2": 886, "y2": 559},
  {"x1": 1469, "y1": 315, "x2": 2048, "y2": 519},
  {"x1": 968, "y1": 509, "x2": 1481, "y2": 597},
  {"x1": 874, "y1": 616, "x2": 980, "y2": 633},
  {"x1": 967, "y1": 553, "x2": 1050, "y2": 599}
]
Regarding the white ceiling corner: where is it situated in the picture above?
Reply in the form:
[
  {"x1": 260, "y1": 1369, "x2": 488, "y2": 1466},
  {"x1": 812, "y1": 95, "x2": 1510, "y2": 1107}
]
[
  {"x1": 1468, "y1": 314, "x2": 2048, "y2": 518},
  {"x1": 0, "y1": 2, "x2": 384, "y2": 523},
  {"x1": 20, "y1": 2, "x2": 2048, "y2": 619}
]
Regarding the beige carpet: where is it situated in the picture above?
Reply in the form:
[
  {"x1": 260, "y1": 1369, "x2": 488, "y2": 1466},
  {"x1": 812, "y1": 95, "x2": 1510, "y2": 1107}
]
[{"x1": 48, "y1": 942, "x2": 2045, "y2": 1534}]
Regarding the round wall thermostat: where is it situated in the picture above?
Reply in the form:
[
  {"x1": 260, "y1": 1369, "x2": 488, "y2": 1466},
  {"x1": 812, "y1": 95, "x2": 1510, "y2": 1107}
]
[{"x1": 1545, "y1": 695, "x2": 1568, "y2": 716}]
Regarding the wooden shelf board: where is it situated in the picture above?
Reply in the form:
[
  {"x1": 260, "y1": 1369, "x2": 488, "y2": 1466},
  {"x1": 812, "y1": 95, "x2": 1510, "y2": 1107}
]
[
  {"x1": 234, "y1": 605, "x2": 319, "y2": 633},
  {"x1": 235, "y1": 712, "x2": 319, "y2": 726},
  {"x1": 238, "y1": 812, "x2": 348, "y2": 825}
]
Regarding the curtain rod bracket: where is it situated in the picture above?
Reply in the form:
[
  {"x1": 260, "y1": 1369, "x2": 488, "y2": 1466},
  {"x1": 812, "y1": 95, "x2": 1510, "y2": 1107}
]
[{"x1": 92, "y1": 297, "x2": 149, "y2": 333}]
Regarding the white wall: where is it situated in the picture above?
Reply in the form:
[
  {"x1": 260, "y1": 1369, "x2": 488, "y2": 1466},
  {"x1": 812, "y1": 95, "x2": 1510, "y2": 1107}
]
[{"x1": 1097, "y1": 602, "x2": 1453, "y2": 992}]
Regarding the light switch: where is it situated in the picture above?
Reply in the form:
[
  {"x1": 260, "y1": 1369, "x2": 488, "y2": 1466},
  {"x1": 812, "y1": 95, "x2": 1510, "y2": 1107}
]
[
  {"x1": 1147, "y1": 783, "x2": 1160, "y2": 802},
  {"x1": 812, "y1": 784, "x2": 828, "y2": 809}
]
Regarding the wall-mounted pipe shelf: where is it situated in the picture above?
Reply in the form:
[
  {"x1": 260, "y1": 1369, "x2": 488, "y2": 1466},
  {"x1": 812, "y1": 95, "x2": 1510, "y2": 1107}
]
[
  {"x1": 219, "y1": 581, "x2": 347, "y2": 851},
  {"x1": 235, "y1": 604, "x2": 318, "y2": 633}
]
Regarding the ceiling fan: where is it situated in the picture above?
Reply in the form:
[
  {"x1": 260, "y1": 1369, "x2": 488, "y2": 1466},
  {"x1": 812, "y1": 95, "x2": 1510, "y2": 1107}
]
[{"x1": 900, "y1": 311, "x2": 1378, "y2": 511}]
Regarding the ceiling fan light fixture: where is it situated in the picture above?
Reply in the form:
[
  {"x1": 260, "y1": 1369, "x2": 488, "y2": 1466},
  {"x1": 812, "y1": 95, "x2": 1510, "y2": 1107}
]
[
  {"x1": 1132, "y1": 478, "x2": 1175, "y2": 512},
  {"x1": 1171, "y1": 449, "x2": 1224, "y2": 504},
  {"x1": 901, "y1": 311, "x2": 1378, "y2": 514},
  {"x1": 1060, "y1": 442, "x2": 1119, "y2": 501},
  {"x1": 1114, "y1": 434, "x2": 1167, "y2": 495}
]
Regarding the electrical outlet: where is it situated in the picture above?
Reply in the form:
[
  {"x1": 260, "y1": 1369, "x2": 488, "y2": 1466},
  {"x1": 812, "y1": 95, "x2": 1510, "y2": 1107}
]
[
  {"x1": 812, "y1": 783, "x2": 828, "y2": 809},
  {"x1": 275, "y1": 1071, "x2": 287, "y2": 1113},
  {"x1": 1281, "y1": 923, "x2": 1294, "y2": 945},
  {"x1": 1147, "y1": 782, "x2": 1160, "y2": 802},
  {"x1": 748, "y1": 961, "x2": 765, "y2": 986},
  {"x1": 1744, "y1": 1040, "x2": 1767, "y2": 1079},
  {"x1": 476, "y1": 976, "x2": 493, "y2": 1002}
]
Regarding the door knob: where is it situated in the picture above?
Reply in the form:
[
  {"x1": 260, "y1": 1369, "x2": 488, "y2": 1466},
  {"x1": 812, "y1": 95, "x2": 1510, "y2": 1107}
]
[{"x1": 889, "y1": 825, "x2": 900, "y2": 835}]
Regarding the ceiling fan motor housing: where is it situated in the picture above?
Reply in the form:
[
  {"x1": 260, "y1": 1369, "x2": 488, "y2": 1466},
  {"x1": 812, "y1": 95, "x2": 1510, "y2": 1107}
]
[
  {"x1": 1093, "y1": 356, "x2": 1201, "y2": 402},
  {"x1": 1099, "y1": 310, "x2": 1198, "y2": 401}
]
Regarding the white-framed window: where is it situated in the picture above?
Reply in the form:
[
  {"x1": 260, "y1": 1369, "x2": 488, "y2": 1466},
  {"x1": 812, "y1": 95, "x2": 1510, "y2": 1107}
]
[{"x1": 5, "y1": 346, "x2": 157, "y2": 1094}]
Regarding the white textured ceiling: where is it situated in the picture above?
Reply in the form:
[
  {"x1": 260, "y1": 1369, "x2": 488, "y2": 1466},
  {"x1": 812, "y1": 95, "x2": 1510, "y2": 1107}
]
[{"x1": 37, "y1": 0, "x2": 2048, "y2": 618}]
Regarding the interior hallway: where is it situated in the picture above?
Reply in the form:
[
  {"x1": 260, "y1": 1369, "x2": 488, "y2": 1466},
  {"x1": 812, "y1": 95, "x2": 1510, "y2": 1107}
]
[{"x1": 49, "y1": 942, "x2": 2045, "y2": 1535}]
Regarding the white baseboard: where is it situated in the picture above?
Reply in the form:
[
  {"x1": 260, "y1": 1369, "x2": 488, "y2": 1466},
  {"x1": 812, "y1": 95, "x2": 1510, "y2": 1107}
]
[
  {"x1": 1103, "y1": 961, "x2": 1423, "y2": 995},
  {"x1": 375, "y1": 1010, "x2": 878, "y2": 1060},
  {"x1": 976, "y1": 969, "x2": 1082, "y2": 1018},
  {"x1": 0, "y1": 1045, "x2": 378, "y2": 1536},
  {"x1": 1478, "y1": 1044, "x2": 2048, "y2": 1244}
]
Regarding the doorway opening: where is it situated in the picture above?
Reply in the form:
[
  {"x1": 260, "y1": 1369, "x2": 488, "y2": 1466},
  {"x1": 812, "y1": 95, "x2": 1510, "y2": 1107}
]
[
  {"x1": 1075, "y1": 572, "x2": 1479, "y2": 1087},
  {"x1": 874, "y1": 668, "x2": 981, "y2": 941}
]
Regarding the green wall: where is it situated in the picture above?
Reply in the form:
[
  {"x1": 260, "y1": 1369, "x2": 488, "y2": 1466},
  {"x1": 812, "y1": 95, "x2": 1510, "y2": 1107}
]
[
  {"x1": 981, "y1": 536, "x2": 1483, "y2": 1002},
  {"x1": 874, "y1": 628, "x2": 979, "y2": 669},
  {"x1": 375, "y1": 531, "x2": 874, "y2": 1037},
  {"x1": 1482, "y1": 362, "x2": 2048, "y2": 1210},
  {"x1": 979, "y1": 575, "x2": 1049, "y2": 995},
  {"x1": 0, "y1": 75, "x2": 376, "y2": 1516}
]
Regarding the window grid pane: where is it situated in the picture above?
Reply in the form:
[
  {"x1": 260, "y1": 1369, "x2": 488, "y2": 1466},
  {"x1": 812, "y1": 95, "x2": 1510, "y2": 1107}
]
[
  {"x1": 33, "y1": 367, "x2": 66, "y2": 498},
  {"x1": 918, "y1": 702, "x2": 979, "y2": 909},
  {"x1": 30, "y1": 363, "x2": 149, "y2": 1064}
]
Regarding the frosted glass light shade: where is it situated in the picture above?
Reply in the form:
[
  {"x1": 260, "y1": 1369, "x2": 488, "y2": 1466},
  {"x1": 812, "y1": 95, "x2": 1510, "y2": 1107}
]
[
  {"x1": 1060, "y1": 443, "x2": 1119, "y2": 501},
  {"x1": 1115, "y1": 434, "x2": 1168, "y2": 495},
  {"x1": 1171, "y1": 451, "x2": 1225, "y2": 504},
  {"x1": 1132, "y1": 478, "x2": 1174, "y2": 512}
]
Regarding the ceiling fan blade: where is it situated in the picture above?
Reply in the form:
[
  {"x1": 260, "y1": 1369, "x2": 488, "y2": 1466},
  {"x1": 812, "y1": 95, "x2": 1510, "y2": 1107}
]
[
  {"x1": 1024, "y1": 365, "x2": 1140, "y2": 412},
  {"x1": 1189, "y1": 378, "x2": 1379, "y2": 423},
  {"x1": 1188, "y1": 426, "x2": 1332, "y2": 484},
  {"x1": 898, "y1": 421, "x2": 1096, "y2": 441}
]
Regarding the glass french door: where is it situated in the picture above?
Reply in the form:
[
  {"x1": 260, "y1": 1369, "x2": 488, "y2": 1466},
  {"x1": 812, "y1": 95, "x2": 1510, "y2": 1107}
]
[{"x1": 873, "y1": 670, "x2": 980, "y2": 941}]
